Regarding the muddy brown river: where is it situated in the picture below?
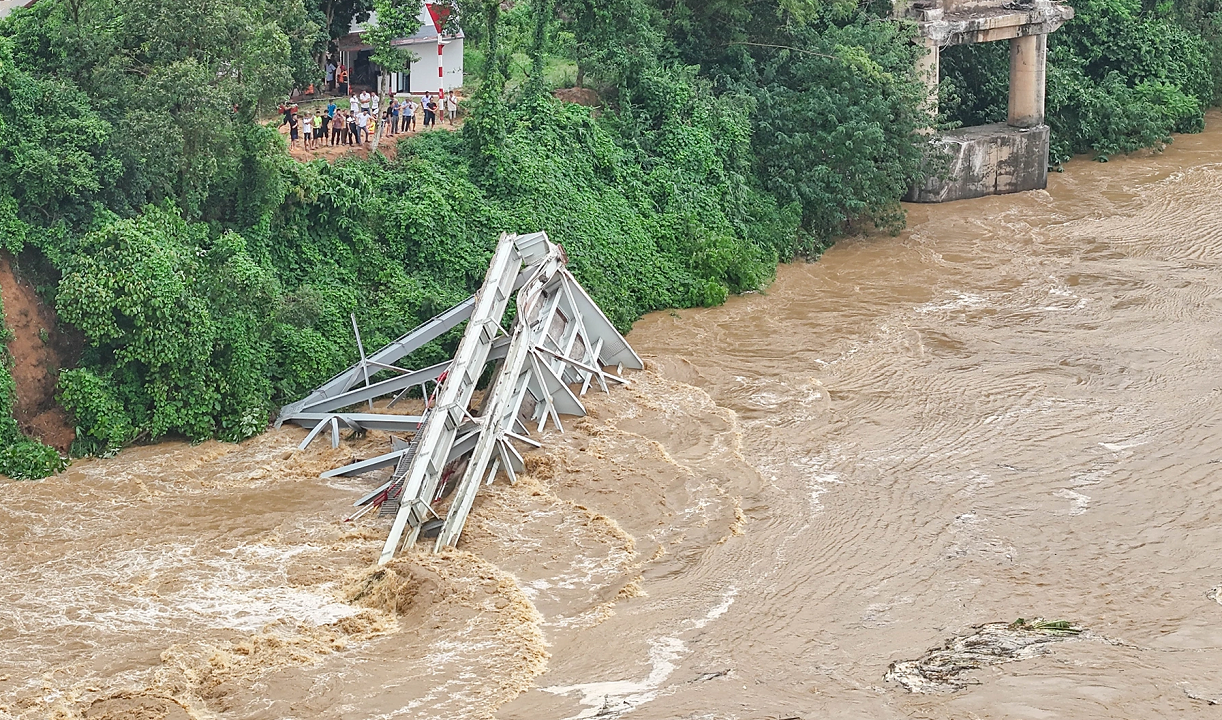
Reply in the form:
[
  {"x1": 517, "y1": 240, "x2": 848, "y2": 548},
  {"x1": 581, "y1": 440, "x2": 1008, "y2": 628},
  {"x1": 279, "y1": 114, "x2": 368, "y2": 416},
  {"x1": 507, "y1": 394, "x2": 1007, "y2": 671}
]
[{"x1": 4, "y1": 117, "x2": 1222, "y2": 720}]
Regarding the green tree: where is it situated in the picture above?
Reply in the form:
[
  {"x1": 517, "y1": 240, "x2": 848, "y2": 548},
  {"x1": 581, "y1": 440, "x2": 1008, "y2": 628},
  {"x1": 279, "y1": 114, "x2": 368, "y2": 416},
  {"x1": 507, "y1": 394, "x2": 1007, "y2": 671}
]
[
  {"x1": 0, "y1": 37, "x2": 118, "y2": 227},
  {"x1": 940, "y1": 0, "x2": 1212, "y2": 161},
  {"x1": 749, "y1": 21, "x2": 927, "y2": 245},
  {"x1": 56, "y1": 205, "x2": 277, "y2": 449},
  {"x1": 556, "y1": 0, "x2": 661, "y2": 89},
  {"x1": 307, "y1": 0, "x2": 374, "y2": 58},
  {"x1": 1, "y1": 0, "x2": 314, "y2": 217},
  {"x1": 366, "y1": 0, "x2": 424, "y2": 74}
]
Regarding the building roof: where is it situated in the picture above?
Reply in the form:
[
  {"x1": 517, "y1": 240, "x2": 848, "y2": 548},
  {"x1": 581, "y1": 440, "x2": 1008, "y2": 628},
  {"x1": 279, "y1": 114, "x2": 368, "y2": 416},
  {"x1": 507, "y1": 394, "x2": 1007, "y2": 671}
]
[
  {"x1": 0, "y1": 0, "x2": 38, "y2": 19},
  {"x1": 349, "y1": 2, "x2": 463, "y2": 44}
]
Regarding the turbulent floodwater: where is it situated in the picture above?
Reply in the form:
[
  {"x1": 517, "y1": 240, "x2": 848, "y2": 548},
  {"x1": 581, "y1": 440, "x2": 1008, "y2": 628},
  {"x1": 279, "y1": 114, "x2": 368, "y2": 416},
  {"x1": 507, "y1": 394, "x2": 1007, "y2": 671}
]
[{"x1": 5, "y1": 118, "x2": 1222, "y2": 720}]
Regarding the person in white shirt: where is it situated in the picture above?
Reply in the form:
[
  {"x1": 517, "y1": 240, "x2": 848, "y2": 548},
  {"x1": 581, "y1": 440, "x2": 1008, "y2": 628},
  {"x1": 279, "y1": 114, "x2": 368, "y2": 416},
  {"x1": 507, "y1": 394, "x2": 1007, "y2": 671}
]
[
  {"x1": 404, "y1": 99, "x2": 417, "y2": 131},
  {"x1": 356, "y1": 110, "x2": 369, "y2": 144},
  {"x1": 371, "y1": 93, "x2": 380, "y2": 115},
  {"x1": 446, "y1": 93, "x2": 457, "y2": 124},
  {"x1": 359, "y1": 90, "x2": 371, "y2": 113},
  {"x1": 349, "y1": 94, "x2": 359, "y2": 113},
  {"x1": 301, "y1": 115, "x2": 313, "y2": 149}
]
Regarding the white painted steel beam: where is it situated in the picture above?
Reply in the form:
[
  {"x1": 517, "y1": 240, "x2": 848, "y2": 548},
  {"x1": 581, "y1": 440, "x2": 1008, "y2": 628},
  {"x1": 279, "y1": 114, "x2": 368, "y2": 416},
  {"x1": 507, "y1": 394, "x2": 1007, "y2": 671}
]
[
  {"x1": 433, "y1": 242, "x2": 640, "y2": 550},
  {"x1": 280, "y1": 336, "x2": 512, "y2": 421},
  {"x1": 378, "y1": 233, "x2": 526, "y2": 564},
  {"x1": 275, "y1": 297, "x2": 476, "y2": 426},
  {"x1": 434, "y1": 264, "x2": 555, "y2": 548},
  {"x1": 282, "y1": 230, "x2": 641, "y2": 560},
  {"x1": 292, "y1": 413, "x2": 426, "y2": 432}
]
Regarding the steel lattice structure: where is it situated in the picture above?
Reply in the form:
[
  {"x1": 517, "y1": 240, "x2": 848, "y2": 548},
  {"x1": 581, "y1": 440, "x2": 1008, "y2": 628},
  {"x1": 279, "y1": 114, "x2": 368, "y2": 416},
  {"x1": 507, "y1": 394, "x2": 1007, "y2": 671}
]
[{"x1": 277, "y1": 232, "x2": 643, "y2": 561}]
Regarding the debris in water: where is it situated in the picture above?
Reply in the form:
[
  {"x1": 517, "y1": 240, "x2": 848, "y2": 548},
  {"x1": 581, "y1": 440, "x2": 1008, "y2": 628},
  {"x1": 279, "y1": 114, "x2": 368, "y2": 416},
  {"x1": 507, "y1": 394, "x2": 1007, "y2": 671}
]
[
  {"x1": 278, "y1": 231, "x2": 642, "y2": 559},
  {"x1": 1185, "y1": 686, "x2": 1222, "y2": 705},
  {"x1": 1207, "y1": 585, "x2": 1222, "y2": 605},
  {"x1": 885, "y1": 618, "x2": 1085, "y2": 693}
]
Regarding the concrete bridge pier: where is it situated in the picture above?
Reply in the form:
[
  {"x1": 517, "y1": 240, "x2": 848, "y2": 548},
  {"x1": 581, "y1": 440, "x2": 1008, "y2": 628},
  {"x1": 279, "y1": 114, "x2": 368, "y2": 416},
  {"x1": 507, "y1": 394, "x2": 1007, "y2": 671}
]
[
  {"x1": 917, "y1": 36, "x2": 940, "y2": 118},
  {"x1": 902, "y1": 0, "x2": 1073, "y2": 203},
  {"x1": 1007, "y1": 33, "x2": 1046, "y2": 127}
]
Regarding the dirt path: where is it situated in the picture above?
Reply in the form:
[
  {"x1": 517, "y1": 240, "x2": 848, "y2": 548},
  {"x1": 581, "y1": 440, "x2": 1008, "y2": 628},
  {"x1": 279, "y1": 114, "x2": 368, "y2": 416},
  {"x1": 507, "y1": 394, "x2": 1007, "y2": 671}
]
[
  {"x1": 270, "y1": 86, "x2": 598, "y2": 164},
  {"x1": 0, "y1": 253, "x2": 75, "y2": 451},
  {"x1": 277, "y1": 118, "x2": 463, "y2": 163}
]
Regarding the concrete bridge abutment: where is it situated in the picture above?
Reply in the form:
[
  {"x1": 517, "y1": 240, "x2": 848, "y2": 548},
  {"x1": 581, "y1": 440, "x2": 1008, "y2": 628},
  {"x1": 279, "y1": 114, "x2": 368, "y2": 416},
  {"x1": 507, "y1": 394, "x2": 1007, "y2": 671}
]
[{"x1": 900, "y1": 0, "x2": 1073, "y2": 203}]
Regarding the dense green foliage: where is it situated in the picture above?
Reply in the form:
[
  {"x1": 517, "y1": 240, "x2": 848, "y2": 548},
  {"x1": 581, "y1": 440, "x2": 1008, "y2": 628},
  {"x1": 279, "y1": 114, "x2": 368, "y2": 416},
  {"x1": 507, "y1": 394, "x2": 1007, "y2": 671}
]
[
  {"x1": 2, "y1": 0, "x2": 1219, "y2": 476},
  {"x1": 941, "y1": 0, "x2": 1218, "y2": 161},
  {"x1": 1, "y1": 0, "x2": 315, "y2": 219},
  {"x1": 750, "y1": 22, "x2": 927, "y2": 245},
  {"x1": 56, "y1": 207, "x2": 277, "y2": 452},
  {"x1": 309, "y1": 0, "x2": 373, "y2": 55}
]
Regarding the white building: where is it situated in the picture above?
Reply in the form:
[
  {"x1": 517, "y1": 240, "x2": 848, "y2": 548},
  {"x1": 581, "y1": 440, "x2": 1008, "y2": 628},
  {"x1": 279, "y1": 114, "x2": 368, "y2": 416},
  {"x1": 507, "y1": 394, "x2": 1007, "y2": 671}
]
[
  {"x1": 0, "y1": 0, "x2": 37, "y2": 19},
  {"x1": 336, "y1": 2, "x2": 464, "y2": 95}
]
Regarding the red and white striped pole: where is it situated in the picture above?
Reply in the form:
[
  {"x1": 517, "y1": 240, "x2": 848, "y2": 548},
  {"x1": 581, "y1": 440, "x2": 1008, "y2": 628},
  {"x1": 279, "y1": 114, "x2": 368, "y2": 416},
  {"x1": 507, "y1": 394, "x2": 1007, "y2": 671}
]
[{"x1": 438, "y1": 40, "x2": 444, "y2": 99}]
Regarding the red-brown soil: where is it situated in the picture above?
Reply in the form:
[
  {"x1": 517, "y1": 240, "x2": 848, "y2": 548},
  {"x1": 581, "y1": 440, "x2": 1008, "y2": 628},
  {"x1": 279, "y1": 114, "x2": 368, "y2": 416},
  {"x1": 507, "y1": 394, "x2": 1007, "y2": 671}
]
[
  {"x1": 277, "y1": 119, "x2": 464, "y2": 163},
  {"x1": 0, "y1": 254, "x2": 75, "y2": 451},
  {"x1": 553, "y1": 86, "x2": 600, "y2": 107}
]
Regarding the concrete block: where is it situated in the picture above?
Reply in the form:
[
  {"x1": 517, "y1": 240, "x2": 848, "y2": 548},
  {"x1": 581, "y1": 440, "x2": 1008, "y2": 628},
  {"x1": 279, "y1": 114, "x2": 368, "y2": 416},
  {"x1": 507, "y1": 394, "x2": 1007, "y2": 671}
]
[{"x1": 906, "y1": 123, "x2": 1050, "y2": 203}]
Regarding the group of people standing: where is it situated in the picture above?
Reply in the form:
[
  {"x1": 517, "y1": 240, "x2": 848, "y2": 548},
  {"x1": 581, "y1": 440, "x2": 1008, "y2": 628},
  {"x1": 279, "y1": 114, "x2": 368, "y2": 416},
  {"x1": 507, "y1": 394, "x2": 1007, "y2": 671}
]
[
  {"x1": 325, "y1": 60, "x2": 350, "y2": 95},
  {"x1": 281, "y1": 88, "x2": 460, "y2": 151}
]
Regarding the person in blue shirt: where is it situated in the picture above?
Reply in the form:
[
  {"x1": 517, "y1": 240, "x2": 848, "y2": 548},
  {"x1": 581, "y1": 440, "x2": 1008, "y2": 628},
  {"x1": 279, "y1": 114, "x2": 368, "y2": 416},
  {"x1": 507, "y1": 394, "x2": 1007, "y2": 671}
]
[{"x1": 326, "y1": 101, "x2": 337, "y2": 118}]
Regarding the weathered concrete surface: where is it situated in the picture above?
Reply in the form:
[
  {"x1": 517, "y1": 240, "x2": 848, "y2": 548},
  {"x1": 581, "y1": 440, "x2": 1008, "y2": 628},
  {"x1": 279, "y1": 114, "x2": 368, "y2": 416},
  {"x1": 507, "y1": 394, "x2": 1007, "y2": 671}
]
[
  {"x1": 906, "y1": 1, "x2": 1074, "y2": 46},
  {"x1": 905, "y1": 123, "x2": 1050, "y2": 203},
  {"x1": 897, "y1": 0, "x2": 1071, "y2": 201},
  {"x1": 1008, "y1": 33, "x2": 1047, "y2": 127}
]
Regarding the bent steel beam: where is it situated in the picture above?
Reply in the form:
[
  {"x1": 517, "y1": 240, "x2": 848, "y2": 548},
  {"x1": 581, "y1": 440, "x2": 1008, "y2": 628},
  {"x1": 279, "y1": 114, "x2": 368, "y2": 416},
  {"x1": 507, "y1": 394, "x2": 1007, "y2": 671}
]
[
  {"x1": 378, "y1": 232, "x2": 525, "y2": 564},
  {"x1": 292, "y1": 413, "x2": 425, "y2": 432},
  {"x1": 434, "y1": 241, "x2": 563, "y2": 549},
  {"x1": 282, "y1": 336, "x2": 513, "y2": 420},
  {"x1": 282, "y1": 231, "x2": 641, "y2": 561},
  {"x1": 276, "y1": 297, "x2": 477, "y2": 426},
  {"x1": 434, "y1": 255, "x2": 643, "y2": 549}
]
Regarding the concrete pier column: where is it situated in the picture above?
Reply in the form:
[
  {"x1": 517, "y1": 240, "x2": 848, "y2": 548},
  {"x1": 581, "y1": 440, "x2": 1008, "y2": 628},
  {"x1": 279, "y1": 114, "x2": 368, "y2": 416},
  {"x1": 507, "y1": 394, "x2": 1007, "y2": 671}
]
[
  {"x1": 917, "y1": 36, "x2": 940, "y2": 119},
  {"x1": 1007, "y1": 33, "x2": 1047, "y2": 127}
]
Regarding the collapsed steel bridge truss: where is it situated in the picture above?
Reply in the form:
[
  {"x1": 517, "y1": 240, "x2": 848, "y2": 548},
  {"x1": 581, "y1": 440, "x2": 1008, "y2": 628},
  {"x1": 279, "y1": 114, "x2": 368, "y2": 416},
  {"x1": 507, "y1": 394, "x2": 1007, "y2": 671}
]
[{"x1": 277, "y1": 232, "x2": 643, "y2": 563}]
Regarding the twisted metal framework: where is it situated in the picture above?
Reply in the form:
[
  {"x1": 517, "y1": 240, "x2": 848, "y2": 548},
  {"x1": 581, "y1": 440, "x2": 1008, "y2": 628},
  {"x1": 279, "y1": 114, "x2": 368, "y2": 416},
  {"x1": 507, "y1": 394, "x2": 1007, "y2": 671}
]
[{"x1": 277, "y1": 232, "x2": 643, "y2": 561}]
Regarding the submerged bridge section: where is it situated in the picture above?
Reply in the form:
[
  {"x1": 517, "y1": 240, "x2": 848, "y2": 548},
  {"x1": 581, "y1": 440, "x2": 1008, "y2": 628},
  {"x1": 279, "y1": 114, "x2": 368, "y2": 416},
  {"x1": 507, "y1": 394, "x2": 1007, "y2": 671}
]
[
  {"x1": 900, "y1": 0, "x2": 1074, "y2": 202},
  {"x1": 278, "y1": 232, "x2": 643, "y2": 561}
]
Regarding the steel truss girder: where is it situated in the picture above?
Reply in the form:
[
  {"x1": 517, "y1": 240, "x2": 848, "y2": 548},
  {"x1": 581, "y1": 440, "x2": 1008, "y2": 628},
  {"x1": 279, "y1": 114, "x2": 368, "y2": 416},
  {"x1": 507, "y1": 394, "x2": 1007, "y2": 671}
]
[
  {"x1": 378, "y1": 232, "x2": 529, "y2": 563},
  {"x1": 279, "y1": 231, "x2": 642, "y2": 562},
  {"x1": 291, "y1": 413, "x2": 425, "y2": 432},
  {"x1": 279, "y1": 335, "x2": 513, "y2": 423},
  {"x1": 432, "y1": 259, "x2": 643, "y2": 550},
  {"x1": 321, "y1": 427, "x2": 481, "y2": 479},
  {"x1": 433, "y1": 263, "x2": 561, "y2": 548}
]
